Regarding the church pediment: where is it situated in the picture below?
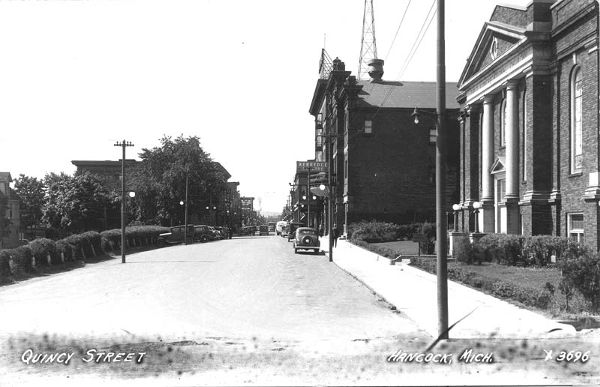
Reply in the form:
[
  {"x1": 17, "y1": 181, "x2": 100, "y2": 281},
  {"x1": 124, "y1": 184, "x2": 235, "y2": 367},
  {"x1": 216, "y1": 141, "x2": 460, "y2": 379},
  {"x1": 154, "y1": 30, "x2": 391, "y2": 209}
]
[
  {"x1": 458, "y1": 22, "x2": 526, "y2": 87},
  {"x1": 491, "y1": 157, "x2": 505, "y2": 174}
]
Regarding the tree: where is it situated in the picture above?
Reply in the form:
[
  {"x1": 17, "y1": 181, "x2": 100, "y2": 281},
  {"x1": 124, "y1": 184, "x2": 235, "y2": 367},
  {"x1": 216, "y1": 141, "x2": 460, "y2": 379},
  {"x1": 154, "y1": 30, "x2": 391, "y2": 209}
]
[
  {"x1": 14, "y1": 174, "x2": 45, "y2": 234},
  {"x1": 131, "y1": 135, "x2": 228, "y2": 226},
  {"x1": 42, "y1": 172, "x2": 110, "y2": 234}
]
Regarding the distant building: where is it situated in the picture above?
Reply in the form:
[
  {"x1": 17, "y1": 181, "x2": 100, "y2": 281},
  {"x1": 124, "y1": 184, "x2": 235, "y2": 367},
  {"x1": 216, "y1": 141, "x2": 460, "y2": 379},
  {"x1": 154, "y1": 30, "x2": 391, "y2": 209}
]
[
  {"x1": 290, "y1": 160, "x2": 326, "y2": 228},
  {"x1": 456, "y1": 0, "x2": 600, "y2": 249},
  {"x1": 309, "y1": 56, "x2": 460, "y2": 235},
  {"x1": 240, "y1": 196, "x2": 256, "y2": 225},
  {"x1": 71, "y1": 159, "x2": 138, "y2": 191},
  {"x1": 0, "y1": 173, "x2": 21, "y2": 248}
]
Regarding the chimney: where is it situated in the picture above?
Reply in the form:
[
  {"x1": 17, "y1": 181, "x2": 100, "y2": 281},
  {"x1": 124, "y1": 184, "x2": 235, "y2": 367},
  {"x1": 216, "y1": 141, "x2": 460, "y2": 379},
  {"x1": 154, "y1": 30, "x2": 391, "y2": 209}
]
[{"x1": 368, "y1": 59, "x2": 384, "y2": 82}]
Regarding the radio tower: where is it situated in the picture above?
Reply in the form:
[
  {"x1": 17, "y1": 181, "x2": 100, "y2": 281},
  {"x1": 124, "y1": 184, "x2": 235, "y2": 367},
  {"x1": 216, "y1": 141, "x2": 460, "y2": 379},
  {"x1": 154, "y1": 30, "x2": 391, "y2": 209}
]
[{"x1": 358, "y1": 0, "x2": 378, "y2": 80}]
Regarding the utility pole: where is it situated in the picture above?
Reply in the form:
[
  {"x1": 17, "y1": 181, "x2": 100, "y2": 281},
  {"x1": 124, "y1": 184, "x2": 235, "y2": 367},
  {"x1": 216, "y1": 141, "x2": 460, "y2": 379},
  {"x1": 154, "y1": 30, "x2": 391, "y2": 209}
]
[
  {"x1": 184, "y1": 169, "x2": 189, "y2": 245},
  {"x1": 327, "y1": 132, "x2": 334, "y2": 262},
  {"x1": 436, "y1": 0, "x2": 449, "y2": 339},
  {"x1": 307, "y1": 167, "x2": 311, "y2": 228},
  {"x1": 114, "y1": 140, "x2": 134, "y2": 264}
]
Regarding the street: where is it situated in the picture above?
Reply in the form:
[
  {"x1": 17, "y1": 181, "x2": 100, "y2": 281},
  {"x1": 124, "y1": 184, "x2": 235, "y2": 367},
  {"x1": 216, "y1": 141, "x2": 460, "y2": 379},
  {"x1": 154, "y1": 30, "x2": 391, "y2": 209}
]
[{"x1": 0, "y1": 236, "x2": 597, "y2": 386}]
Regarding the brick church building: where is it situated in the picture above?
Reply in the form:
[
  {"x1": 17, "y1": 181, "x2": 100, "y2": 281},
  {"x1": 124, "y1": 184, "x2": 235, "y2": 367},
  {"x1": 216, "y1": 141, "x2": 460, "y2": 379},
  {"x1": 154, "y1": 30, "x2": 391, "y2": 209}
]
[{"x1": 456, "y1": 0, "x2": 600, "y2": 249}]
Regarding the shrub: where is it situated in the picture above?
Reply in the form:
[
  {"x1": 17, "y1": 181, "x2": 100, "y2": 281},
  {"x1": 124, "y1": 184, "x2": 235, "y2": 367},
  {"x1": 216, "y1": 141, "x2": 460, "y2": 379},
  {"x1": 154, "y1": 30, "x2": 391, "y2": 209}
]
[
  {"x1": 8, "y1": 246, "x2": 34, "y2": 275},
  {"x1": 81, "y1": 231, "x2": 102, "y2": 256},
  {"x1": 55, "y1": 239, "x2": 73, "y2": 262},
  {"x1": 419, "y1": 222, "x2": 436, "y2": 254},
  {"x1": 29, "y1": 238, "x2": 57, "y2": 266},
  {"x1": 477, "y1": 234, "x2": 525, "y2": 265},
  {"x1": 0, "y1": 250, "x2": 11, "y2": 278},
  {"x1": 348, "y1": 220, "x2": 400, "y2": 243},
  {"x1": 453, "y1": 236, "x2": 483, "y2": 265},
  {"x1": 559, "y1": 254, "x2": 600, "y2": 312},
  {"x1": 397, "y1": 224, "x2": 420, "y2": 240},
  {"x1": 522, "y1": 236, "x2": 589, "y2": 267}
]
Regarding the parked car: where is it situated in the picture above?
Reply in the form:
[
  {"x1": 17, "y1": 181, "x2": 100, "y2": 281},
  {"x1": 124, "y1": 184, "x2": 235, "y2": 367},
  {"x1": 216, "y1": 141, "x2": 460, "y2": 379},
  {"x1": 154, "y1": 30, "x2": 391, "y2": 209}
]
[
  {"x1": 193, "y1": 225, "x2": 213, "y2": 242},
  {"x1": 259, "y1": 225, "x2": 269, "y2": 236},
  {"x1": 158, "y1": 225, "x2": 195, "y2": 245},
  {"x1": 293, "y1": 227, "x2": 320, "y2": 254},
  {"x1": 215, "y1": 226, "x2": 231, "y2": 239},
  {"x1": 276, "y1": 221, "x2": 288, "y2": 236},
  {"x1": 208, "y1": 226, "x2": 223, "y2": 240},
  {"x1": 287, "y1": 222, "x2": 303, "y2": 241}
]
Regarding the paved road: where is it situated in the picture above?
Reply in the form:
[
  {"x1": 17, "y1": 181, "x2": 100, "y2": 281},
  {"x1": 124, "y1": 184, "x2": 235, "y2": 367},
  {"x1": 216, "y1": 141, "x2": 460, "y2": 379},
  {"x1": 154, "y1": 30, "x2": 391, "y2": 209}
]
[
  {"x1": 0, "y1": 235, "x2": 424, "y2": 344},
  {"x1": 1, "y1": 236, "x2": 595, "y2": 386}
]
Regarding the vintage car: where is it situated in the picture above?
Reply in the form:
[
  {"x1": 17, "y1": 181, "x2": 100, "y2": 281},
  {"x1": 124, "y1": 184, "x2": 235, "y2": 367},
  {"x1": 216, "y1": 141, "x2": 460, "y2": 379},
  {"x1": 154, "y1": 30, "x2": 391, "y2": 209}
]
[
  {"x1": 293, "y1": 227, "x2": 320, "y2": 254},
  {"x1": 208, "y1": 226, "x2": 223, "y2": 240},
  {"x1": 287, "y1": 222, "x2": 303, "y2": 241},
  {"x1": 158, "y1": 225, "x2": 195, "y2": 245},
  {"x1": 193, "y1": 225, "x2": 213, "y2": 242},
  {"x1": 259, "y1": 225, "x2": 270, "y2": 236}
]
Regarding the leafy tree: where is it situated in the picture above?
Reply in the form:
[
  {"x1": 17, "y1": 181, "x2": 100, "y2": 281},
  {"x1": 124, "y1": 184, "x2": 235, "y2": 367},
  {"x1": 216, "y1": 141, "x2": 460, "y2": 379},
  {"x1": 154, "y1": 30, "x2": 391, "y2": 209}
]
[
  {"x1": 0, "y1": 193, "x2": 10, "y2": 244},
  {"x1": 130, "y1": 135, "x2": 228, "y2": 226},
  {"x1": 14, "y1": 174, "x2": 45, "y2": 233},
  {"x1": 42, "y1": 172, "x2": 110, "y2": 233}
]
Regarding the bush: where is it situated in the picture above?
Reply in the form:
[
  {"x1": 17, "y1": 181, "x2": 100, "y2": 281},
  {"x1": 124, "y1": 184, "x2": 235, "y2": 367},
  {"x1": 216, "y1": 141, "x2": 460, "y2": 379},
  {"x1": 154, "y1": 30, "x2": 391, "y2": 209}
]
[
  {"x1": 559, "y1": 254, "x2": 600, "y2": 312},
  {"x1": 397, "y1": 224, "x2": 420, "y2": 240},
  {"x1": 0, "y1": 250, "x2": 11, "y2": 278},
  {"x1": 348, "y1": 220, "x2": 401, "y2": 243},
  {"x1": 477, "y1": 234, "x2": 525, "y2": 265},
  {"x1": 454, "y1": 236, "x2": 483, "y2": 265},
  {"x1": 419, "y1": 222, "x2": 436, "y2": 254},
  {"x1": 8, "y1": 246, "x2": 34, "y2": 275},
  {"x1": 522, "y1": 236, "x2": 589, "y2": 267},
  {"x1": 81, "y1": 231, "x2": 102, "y2": 256},
  {"x1": 29, "y1": 238, "x2": 57, "y2": 266},
  {"x1": 55, "y1": 239, "x2": 73, "y2": 262}
]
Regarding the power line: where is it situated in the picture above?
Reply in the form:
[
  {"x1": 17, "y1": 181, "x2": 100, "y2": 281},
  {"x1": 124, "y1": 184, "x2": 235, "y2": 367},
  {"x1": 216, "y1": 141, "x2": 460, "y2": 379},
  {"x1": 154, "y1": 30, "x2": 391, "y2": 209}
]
[
  {"x1": 397, "y1": 0, "x2": 437, "y2": 79},
  {"x1": 383, "y1": 0, "x2": 412, "y2": 61},
  {"x1": 371, "y1": 0, "x2": 437, "y2": 121}
]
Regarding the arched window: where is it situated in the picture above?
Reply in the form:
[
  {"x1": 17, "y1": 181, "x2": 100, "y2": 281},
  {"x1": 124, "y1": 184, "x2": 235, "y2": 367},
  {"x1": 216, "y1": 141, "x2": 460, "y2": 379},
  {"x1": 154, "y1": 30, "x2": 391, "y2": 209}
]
[{"x1": 571, "y1": 66, "x2": 583, "y2": 173}]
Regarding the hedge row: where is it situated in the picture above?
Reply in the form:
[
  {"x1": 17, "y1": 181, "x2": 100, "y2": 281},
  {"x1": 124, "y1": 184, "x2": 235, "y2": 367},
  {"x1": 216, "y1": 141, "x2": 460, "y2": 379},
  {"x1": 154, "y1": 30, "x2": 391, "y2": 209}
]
[
  {"x1": 100, "y1": 225, "x2": 169, "y2": 251},
  {"x1": 0, "y1": 225, "x2": 169, "y2": 281},
  {"x1": 348, "y1": 220, "x2": 436, "y2": 254},
  {"x1": 410, "y1": 257, "x2": 557, "y2": 310},
  {"x1": 455, "y1": 234, "x2": 589, "y2": 267}
]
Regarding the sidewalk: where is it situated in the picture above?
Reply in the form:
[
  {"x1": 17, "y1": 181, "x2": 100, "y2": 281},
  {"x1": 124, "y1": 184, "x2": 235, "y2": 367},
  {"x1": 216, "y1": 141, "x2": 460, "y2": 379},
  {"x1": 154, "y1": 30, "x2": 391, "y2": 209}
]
[{"x1": 321, "y1": 237, "x2": 579, "y2": 339}]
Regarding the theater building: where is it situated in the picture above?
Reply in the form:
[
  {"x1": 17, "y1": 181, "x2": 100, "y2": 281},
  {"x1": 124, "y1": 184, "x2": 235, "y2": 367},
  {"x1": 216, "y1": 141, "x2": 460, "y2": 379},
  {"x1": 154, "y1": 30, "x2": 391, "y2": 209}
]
[{"x1": 456, "y1": 0, "x2": 600, "y2": 248}]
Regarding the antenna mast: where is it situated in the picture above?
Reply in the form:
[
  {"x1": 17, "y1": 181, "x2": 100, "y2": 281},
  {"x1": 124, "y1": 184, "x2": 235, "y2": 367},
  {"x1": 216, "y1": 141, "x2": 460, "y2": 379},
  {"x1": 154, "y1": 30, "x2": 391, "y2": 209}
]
[{"x1": 358, "y1": 0, "x2": 378, "y2": 80}]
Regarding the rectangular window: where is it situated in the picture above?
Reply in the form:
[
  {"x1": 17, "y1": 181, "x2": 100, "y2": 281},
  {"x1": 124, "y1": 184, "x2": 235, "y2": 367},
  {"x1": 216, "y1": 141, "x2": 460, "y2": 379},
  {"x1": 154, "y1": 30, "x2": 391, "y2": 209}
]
[
  {"x1": 364, "y1": 120, "x2": 372, "y2": 134},
  {"x1": 567, "y1": 213, "x2": 584, "y2": 243}
]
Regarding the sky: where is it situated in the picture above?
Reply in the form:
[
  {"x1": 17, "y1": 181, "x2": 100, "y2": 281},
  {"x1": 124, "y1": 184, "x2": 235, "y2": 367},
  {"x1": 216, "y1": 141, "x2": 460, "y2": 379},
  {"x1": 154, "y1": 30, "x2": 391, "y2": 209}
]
[{"x1": 0, "y1": 0, "x2": 534, "y2": 214}]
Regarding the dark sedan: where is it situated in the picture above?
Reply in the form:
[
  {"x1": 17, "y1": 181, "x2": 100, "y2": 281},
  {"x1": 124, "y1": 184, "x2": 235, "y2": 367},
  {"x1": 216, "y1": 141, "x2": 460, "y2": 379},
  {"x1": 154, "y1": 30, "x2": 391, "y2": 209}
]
[{"x1": 293, "y1": 227, "x2": 320, "y2": 254}]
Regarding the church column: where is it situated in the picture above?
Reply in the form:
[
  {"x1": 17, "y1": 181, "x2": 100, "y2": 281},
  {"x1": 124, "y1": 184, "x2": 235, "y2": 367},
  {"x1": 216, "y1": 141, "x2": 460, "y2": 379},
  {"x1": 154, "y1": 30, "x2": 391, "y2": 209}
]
[
  {"x1": 505, "y1": 80, "x2": 520, "y2": 234},
  {"x1": 480, "y1": 95, "x2": 495, "y2": 232}
]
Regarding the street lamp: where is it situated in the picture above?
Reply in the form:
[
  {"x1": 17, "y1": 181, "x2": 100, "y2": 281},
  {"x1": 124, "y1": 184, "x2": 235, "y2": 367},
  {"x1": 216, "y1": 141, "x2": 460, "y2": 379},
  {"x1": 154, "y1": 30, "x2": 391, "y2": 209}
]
[
  {"x1": 452, "y1": 203, "x2": 461, "y2": 232},
  {"x1": 473, "y1": 201, "x2": 482, "y2": 234}
]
